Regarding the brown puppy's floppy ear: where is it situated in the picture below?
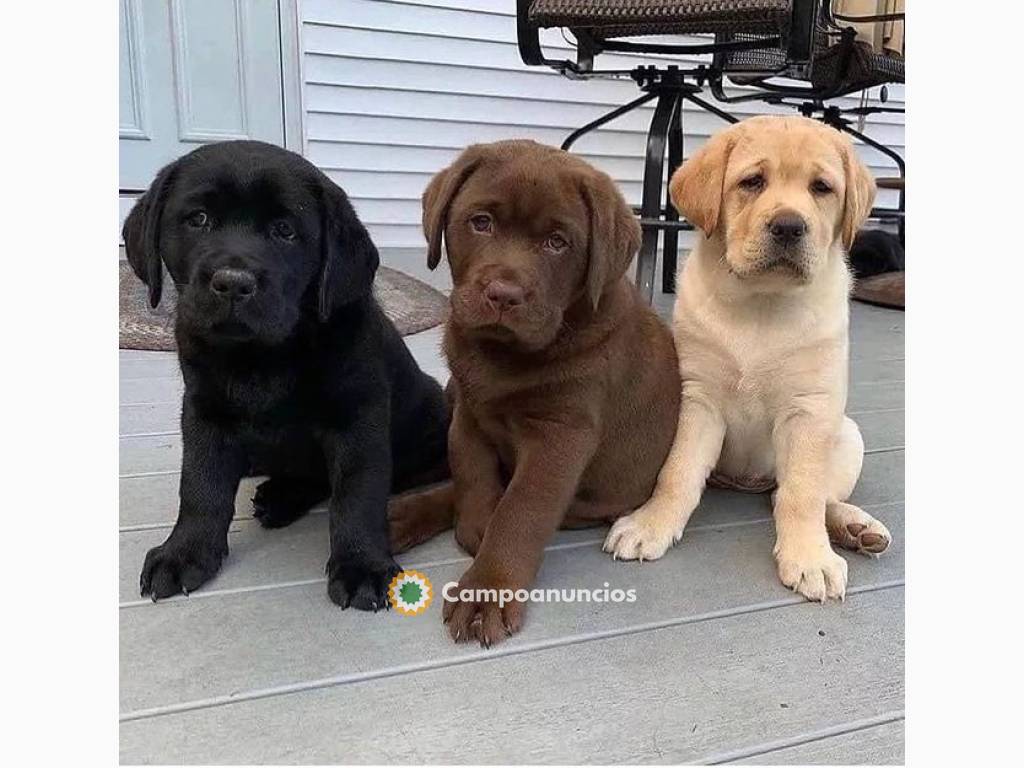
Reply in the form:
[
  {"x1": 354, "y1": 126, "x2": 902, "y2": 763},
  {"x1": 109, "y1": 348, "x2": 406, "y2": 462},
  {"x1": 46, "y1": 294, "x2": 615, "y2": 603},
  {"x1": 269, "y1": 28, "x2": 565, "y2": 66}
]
[
  {"x1": 581, "y1": 168, "x2": 642, "y2": 310},
  {"x1": 316, "y1": 175, "x2": 380, "y2": 321},
  {"x1": 669, "y1": 131, "x2": 736, "y2": 238},
  {"x1": 422, "y1": 146, "x2": 486, "y2": 270},
  {"x1": 122, "y1": 162, "x2": 178, "y2": 308},
  {"x1": 835, "y1": 136, "x2": 877, "y2": 249}
]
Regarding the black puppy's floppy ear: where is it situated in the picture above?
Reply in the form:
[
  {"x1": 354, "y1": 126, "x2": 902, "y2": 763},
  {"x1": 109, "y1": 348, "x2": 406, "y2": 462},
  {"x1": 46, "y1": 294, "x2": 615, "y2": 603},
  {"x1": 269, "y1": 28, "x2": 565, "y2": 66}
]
[
  {"x1": 581, "y1": 168, "x2": 642, "y2": 311},
  {"x1": 422, "y1": 145, "x2": 487, "y2": 270},
  {"x1": 317, "y1": 176, "x2": 380, "y2": 322},
  {"x1": 122, "y1": 162, "x2": 177, "y2": 308}
]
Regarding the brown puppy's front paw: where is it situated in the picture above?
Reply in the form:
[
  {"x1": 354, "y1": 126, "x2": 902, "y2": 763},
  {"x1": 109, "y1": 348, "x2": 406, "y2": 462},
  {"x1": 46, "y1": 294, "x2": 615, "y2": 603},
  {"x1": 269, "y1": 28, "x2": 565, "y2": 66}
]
[
  {"x1": 774, "y1": 535, "x2": 848, "y2": 603},
  {"x1": 826, "y1": 502, "x2": 892, "y2": 556},
  {"x1": 441, "y1": 569, "x2": 527, "y2": 648}
]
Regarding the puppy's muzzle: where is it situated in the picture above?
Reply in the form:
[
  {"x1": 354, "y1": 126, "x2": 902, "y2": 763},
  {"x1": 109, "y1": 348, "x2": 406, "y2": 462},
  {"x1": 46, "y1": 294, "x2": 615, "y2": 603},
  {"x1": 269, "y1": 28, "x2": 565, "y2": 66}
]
[{"x1": 210, "y1": 268, "x2": 258, "y2": 305}]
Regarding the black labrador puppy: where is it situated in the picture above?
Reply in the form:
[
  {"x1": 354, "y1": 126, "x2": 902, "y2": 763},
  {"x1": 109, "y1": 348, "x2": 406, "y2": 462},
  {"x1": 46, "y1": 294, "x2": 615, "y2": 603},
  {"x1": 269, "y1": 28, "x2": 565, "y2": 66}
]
[{"x1": 123, "y1": 140, "x2": 449, "y2": 610}]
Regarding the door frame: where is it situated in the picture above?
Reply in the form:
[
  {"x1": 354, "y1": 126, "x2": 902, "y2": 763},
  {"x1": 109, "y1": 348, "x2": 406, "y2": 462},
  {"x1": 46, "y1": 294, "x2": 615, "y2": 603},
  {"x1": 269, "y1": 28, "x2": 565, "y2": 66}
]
[{"x1": 278, "y1": 0, "x2": 305, "y2": 154}]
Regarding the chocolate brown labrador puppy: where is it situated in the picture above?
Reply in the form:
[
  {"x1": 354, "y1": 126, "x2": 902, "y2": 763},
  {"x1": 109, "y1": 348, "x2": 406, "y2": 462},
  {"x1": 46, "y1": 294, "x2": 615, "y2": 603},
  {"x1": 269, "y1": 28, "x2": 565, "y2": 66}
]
[{"x1": 388, "y1": 140, "x2": 680, "y2": 646}]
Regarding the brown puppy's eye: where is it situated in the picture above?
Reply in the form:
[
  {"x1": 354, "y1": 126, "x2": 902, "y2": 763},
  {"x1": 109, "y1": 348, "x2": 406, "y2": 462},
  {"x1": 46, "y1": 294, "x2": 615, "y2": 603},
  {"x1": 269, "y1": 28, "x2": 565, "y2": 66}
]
[
  {"x1": 811, "y1": 179, "x2": 833, "y2": 195},
  {"x1": 272, "y1": 220, "x2": 296, "y2": 240},
  {"x1": 470, "y1": 214, "x2": 493, "y2": 233},
  {"x1": 187, "y1": 210, "x2": 210, "y2": 229},
  {"x1": 738, "y1": 174, "x2": 765, "y2": 192},
  {"x1": 544, "y1": 233, "x2": 568, "y2": 251}
]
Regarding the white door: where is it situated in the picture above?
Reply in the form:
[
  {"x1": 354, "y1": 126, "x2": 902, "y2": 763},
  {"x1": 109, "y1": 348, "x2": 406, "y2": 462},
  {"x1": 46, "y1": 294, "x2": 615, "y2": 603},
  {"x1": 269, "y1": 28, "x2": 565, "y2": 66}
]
[{"x1": 119, "y1": 0, "x2": 286, "y2": 196}]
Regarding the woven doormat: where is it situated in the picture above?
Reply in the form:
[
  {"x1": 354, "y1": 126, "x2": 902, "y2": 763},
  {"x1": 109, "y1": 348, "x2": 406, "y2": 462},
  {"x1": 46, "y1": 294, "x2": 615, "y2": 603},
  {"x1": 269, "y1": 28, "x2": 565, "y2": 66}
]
[{"x1": 119, "y1": 261, "x2": 448, "y2": 351}]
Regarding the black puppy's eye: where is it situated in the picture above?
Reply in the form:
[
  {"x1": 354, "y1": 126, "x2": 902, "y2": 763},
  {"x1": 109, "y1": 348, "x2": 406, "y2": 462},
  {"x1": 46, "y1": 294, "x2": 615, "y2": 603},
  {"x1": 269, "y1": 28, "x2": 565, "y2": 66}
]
[
  {"x1": 470, "y1": 214, "x2": 493, "y2": 234},
  {"x1": 544, "y1": 233, "x2": 568, "y2": 251},
  {"x1": 811, "y1": 179, "x2": 833, "y2": 195},
  {"x1": 187, "y1": 210, "x2": 210, "y2": 229},
  {"x1": 272, "y1": 220, "x2": 296, "y2": 240},
  {"x1": 739, "y1": 174, "x2": 765, "y2": 192}
]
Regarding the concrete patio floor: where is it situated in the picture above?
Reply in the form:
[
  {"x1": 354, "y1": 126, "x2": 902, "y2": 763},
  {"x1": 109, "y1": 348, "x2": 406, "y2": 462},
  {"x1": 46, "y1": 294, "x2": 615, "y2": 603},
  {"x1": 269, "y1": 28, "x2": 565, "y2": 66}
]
[{"x1": 118, "y1": 250, "x2": 904, "y2": 764}]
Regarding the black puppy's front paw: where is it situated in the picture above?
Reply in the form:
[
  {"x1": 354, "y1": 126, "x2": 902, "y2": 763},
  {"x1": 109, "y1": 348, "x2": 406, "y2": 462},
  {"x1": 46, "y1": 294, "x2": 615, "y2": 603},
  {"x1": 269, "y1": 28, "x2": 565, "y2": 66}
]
[
  {"x1": 326, "y1": 558, "x2": 401, "y2": 612},
  {"x1": 140, "y1": 539, "x2": 226, "y2": 600},
  {"x1": 252, "y1": 477, "x2": 327, "y2": 529}
]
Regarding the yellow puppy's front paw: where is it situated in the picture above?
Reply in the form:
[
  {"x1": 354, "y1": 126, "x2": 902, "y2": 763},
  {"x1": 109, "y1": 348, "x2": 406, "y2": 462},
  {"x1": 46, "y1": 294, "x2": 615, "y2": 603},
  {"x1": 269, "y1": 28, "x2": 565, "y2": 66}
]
[
  {"x1": 603, "y1": 504, "x2": 681, "y2": 562},
  {"x1": 774, "y1": 538, "x2": 848, "y2": 602}
]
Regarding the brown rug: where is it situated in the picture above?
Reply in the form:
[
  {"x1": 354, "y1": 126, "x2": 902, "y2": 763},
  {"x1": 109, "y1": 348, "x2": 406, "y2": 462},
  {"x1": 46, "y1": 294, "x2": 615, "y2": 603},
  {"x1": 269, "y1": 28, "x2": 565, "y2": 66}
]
[{"x1": 119, "y1": 261, "x2": 448, "y2": 351}]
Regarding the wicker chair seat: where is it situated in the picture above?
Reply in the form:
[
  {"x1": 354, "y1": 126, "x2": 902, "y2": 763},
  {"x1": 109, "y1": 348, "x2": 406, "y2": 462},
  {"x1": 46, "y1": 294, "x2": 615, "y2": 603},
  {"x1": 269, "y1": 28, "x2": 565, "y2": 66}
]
[{"x1": 529, "y1": 0, "x2": 793, "y2": 38}]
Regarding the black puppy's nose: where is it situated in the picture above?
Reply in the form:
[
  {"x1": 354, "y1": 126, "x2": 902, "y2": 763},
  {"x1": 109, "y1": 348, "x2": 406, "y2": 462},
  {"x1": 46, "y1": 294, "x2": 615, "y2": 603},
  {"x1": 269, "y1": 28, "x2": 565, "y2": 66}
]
[
  {"x1": 210, "y1": 268, "x2": 257, "y2": 302},
  {"x1": 483, "y1": 279, "x2": 525, "y2": 310},
  {"x1": 769, "y1": 213, "x2": 807, "y2": 245}
]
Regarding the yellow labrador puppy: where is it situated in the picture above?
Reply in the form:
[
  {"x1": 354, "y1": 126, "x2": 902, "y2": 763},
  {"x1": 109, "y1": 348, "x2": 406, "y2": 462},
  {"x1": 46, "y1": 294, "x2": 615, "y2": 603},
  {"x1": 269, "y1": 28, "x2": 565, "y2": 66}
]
[{"x1": 604, "y1": 116, "x2": 892, "y2": 602}]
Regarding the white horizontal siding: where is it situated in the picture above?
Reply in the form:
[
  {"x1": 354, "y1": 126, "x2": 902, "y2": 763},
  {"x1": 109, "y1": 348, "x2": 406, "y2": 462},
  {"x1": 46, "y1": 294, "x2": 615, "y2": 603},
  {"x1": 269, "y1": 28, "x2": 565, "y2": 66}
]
[{"x1": 299, "y1": 0, "x2": 905, "y2": 248}]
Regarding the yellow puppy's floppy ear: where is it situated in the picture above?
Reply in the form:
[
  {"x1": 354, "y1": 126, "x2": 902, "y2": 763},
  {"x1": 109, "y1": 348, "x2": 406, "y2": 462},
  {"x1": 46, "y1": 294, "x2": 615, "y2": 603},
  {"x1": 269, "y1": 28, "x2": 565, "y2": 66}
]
[
  {"x1": 836, "y1": 137, "x2": 878, "y2": 249},
  {"x1": 669, "y1": 131, "x2": 736, "y2": 237},
  {"x1": 422, "y1": 145, "x2": 487, "y2": 270},
  {"x1": 581, "y1": 168, "x2": 642, "y2": 310}
]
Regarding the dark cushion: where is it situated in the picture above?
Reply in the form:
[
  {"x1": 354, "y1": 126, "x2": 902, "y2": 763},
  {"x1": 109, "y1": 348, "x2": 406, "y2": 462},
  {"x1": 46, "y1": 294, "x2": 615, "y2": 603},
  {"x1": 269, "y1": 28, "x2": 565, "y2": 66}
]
[
  {"x1": 724, "y1": 36, "x2": 904, "y2": 93},
  {"x1": 529, "y1": 0, "x2": 793, "y2": 38}
]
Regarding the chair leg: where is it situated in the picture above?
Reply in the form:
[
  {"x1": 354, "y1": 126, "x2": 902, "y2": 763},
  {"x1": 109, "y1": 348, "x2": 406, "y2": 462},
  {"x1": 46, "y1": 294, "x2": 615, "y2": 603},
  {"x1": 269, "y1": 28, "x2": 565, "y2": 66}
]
[
  {"x1": 662, "y1": 95, "x2": 684, "y2": 294},
  {"x1": 636, "y1": 92, "x2": 676, "y2": 303}
]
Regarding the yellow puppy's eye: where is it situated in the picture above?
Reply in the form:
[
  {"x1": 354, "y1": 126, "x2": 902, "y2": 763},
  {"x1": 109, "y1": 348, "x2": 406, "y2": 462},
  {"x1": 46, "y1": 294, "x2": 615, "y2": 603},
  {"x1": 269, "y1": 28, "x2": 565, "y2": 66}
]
[
  {"x1": 739, "y1": 174, "x2": 765, "y2": 192},
  {"x1": 811, "y1": 179, "x2": 833, "y2": 195}
]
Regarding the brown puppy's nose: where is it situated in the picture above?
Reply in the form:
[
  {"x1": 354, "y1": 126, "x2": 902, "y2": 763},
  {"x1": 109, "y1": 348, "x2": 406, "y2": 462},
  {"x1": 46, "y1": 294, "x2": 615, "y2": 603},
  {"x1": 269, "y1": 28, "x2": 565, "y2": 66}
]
[
  {"x1": 210, "y1": 268, "x2": 257, "y2": 302},
  {"x1": 483, "y1": 279, "x2": 525, "y2": 310},
  {"x1": 769, "y1": 213, "x2": 807, "y2": 245}
]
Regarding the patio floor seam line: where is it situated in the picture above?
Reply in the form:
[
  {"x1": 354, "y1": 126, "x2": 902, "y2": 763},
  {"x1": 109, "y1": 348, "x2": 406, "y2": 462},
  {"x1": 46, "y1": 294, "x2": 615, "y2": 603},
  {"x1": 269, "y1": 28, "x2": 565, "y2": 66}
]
[
  {"x1": 863, "y1": 445, "x2": 904, "y2": 455},
  {"x1": 698, "y1": 709, "x2": 906, "y2": 765},
  {"x1": 120, "y1": 376, "x2": 182, "y2": 384},
  {"x1": 120, "y1": 430, "x2": 180, "y2": 439},
  {"x1": 120, "y1": 469, "x2": 180, "y2": 479},
  {"x1": 118, "y1": 580, "x2": 904, "y2": 723}
]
